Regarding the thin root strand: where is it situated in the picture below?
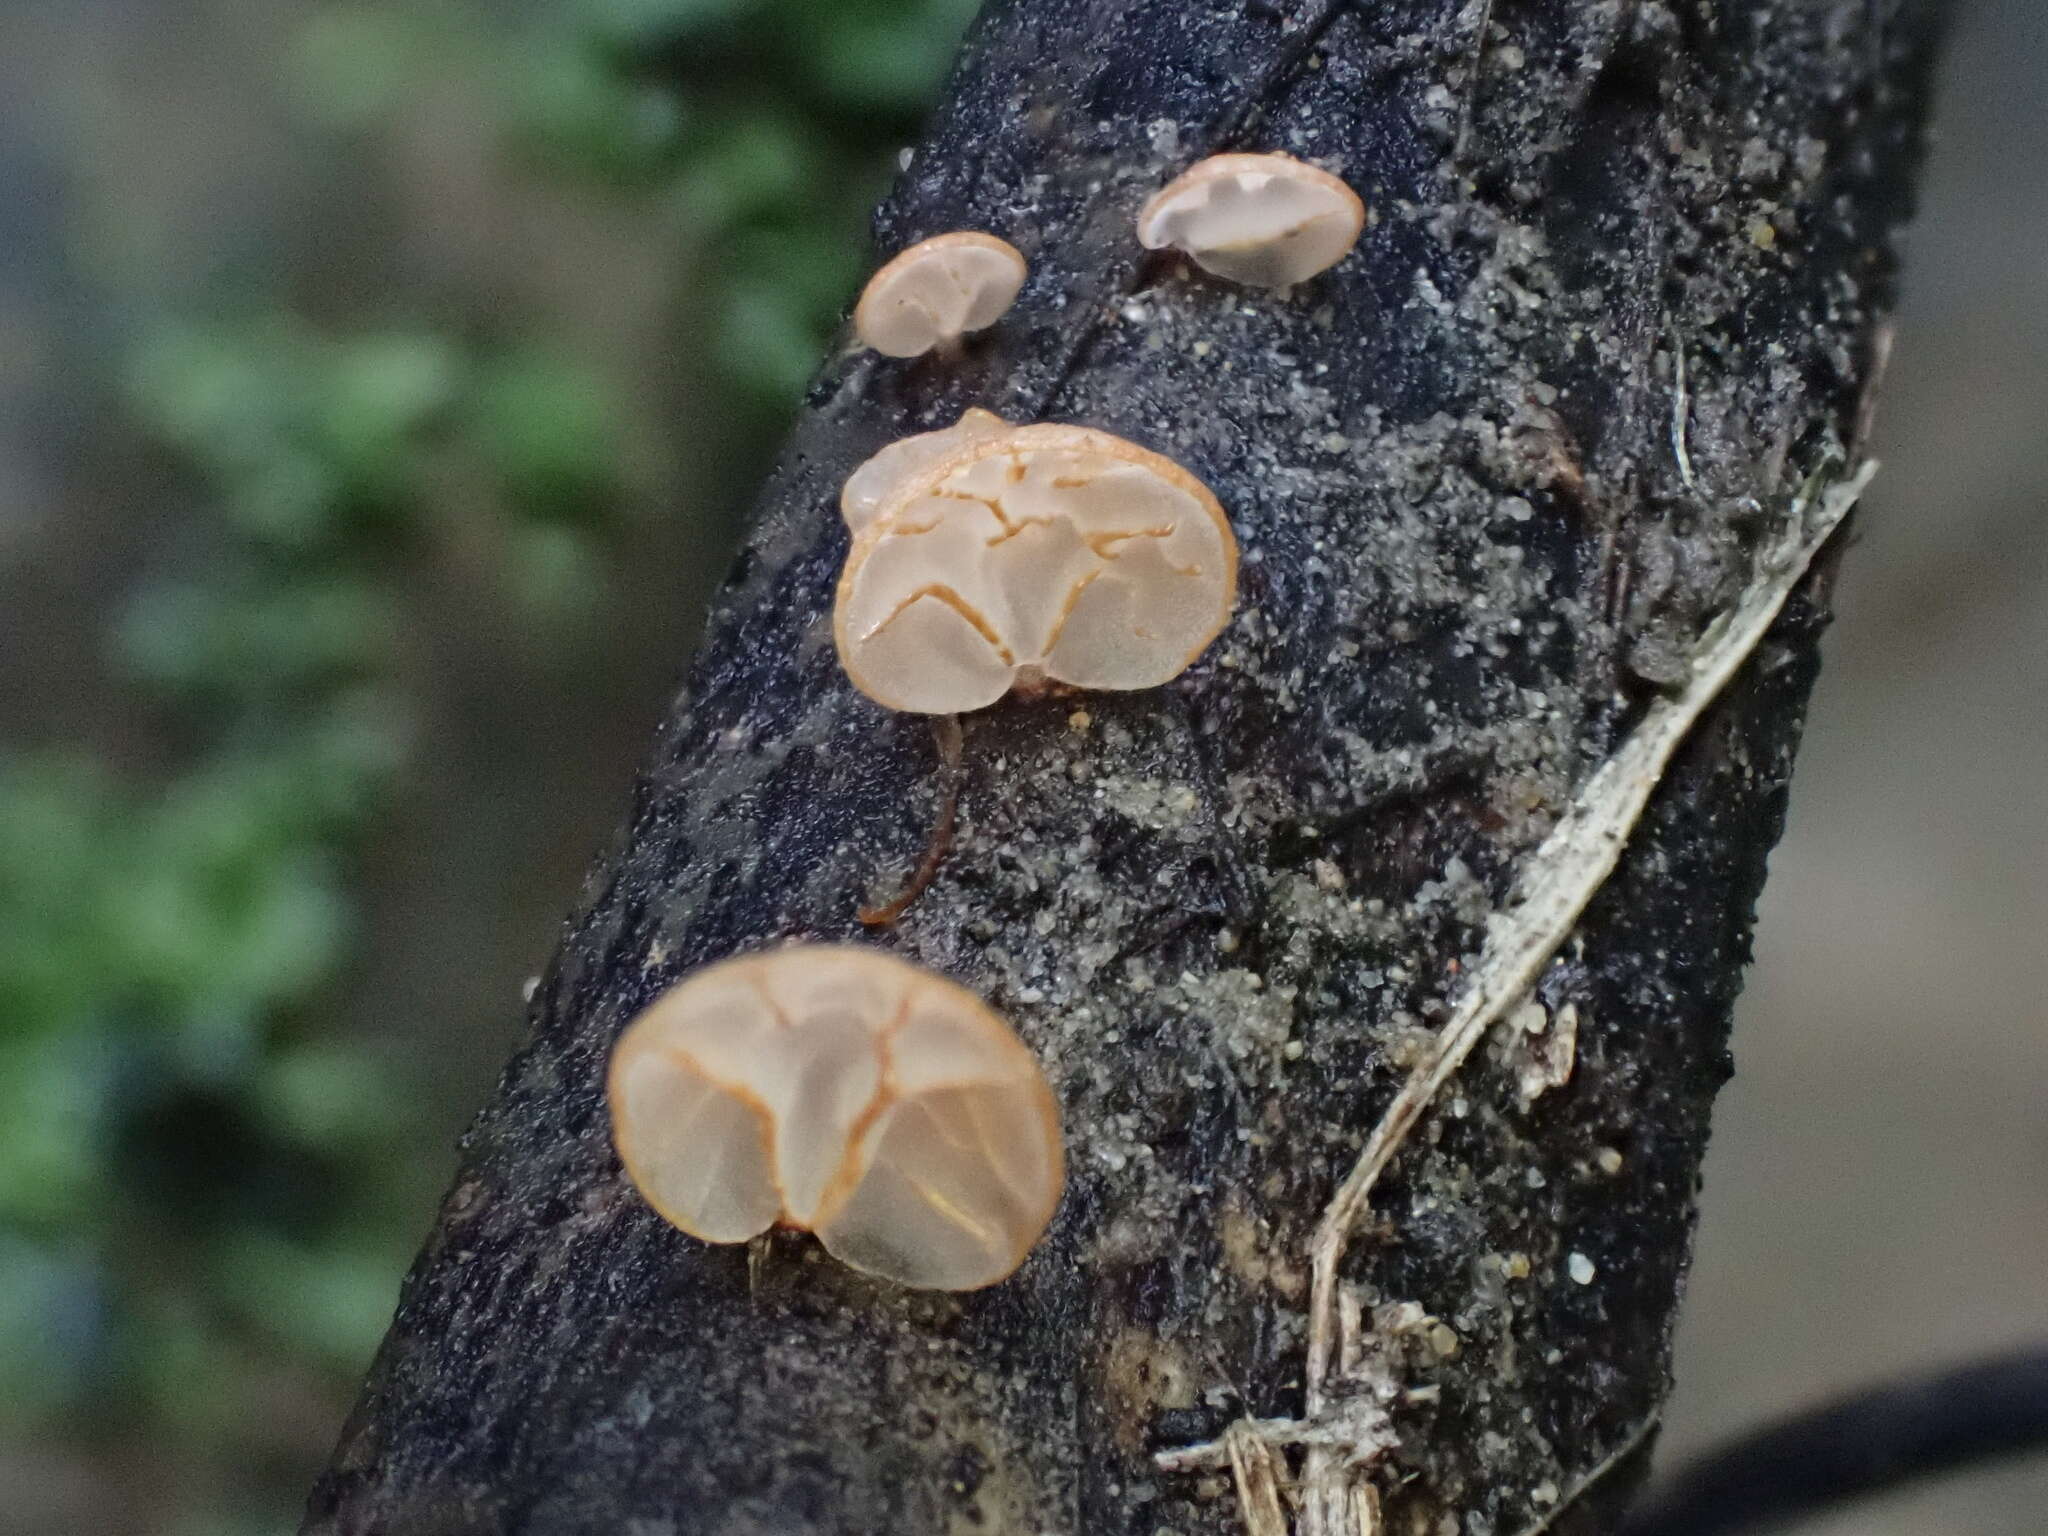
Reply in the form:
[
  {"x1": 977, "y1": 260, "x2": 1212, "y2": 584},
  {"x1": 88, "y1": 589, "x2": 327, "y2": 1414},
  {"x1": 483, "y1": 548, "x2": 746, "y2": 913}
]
[{"x1": 860, "y1": 714, "x2": 966, "y2": 926}]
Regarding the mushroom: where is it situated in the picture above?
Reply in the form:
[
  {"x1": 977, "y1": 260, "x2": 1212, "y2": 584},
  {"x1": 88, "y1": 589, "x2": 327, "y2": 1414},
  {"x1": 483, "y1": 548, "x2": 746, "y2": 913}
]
[
  {"x1": 834, "y1": 421, "x2": 1237, "y2": 714},
  {"x1": 854, "y1": 232, "x2": 1028, "y2": 358},
  {"x1": 607, "y1": 944, "x2": 1063, "y2": 1291},
  {"x1": 840, "y1": 408, "x2": 1013, "y2": 535},
  {"x1": 1137, "y1": 152, "x2": 1365, "y2": 287}
]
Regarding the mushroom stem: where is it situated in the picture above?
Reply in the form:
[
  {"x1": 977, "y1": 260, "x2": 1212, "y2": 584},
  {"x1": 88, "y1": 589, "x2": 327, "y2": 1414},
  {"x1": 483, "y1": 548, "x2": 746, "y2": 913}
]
[{"x1": 859, "y1": 714, "x2": 966, "y2": 926}]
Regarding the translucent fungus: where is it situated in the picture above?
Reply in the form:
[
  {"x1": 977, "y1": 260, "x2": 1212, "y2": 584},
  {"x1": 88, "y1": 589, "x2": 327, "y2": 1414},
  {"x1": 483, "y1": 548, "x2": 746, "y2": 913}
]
[
  {"x1": 840, "y1": 408, "x2": 1013, "y2": 535},
  {"x1": 854, "y1": 232, "x2": 1028, "y2": 358},
  {"x1": 607, "y1": 945, "x2": 1064, "y2": 1291},
  {"x1": 834, "y1": 420, "x2": 1237, "y2": 714},
  {"x1": 1137, "y1": 152, "x2": 1365, "y2": 287}
]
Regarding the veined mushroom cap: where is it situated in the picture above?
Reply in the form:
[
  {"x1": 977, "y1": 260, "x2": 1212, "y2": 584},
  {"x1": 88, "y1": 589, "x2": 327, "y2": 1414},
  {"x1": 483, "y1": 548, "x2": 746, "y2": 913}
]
[
  {"x1": 854, "y1": 232, "x2": 1028, "y2": 358},
  {"x1": 1137, "y1": 152, "x2": 1365, "y2": 287},
  {"x1": 607, "y1": 944, "x2": 1064, "y2": 1291},
  {"x1": 833, "y1": 423, "x2": 1238, "y2": 714},
  {"x1": 840, "y1": 408, "x2": 1013, "y2": 535}
]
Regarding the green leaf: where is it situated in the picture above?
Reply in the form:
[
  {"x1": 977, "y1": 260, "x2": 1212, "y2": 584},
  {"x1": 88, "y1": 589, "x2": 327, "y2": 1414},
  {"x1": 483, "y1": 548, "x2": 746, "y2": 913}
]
[
  {"x1": 669, "y1": 108, "x2": 814, "y2": 234},
  {"x1": 805, "y1": 0, "x2": 980, "y2": 110},
  {"x1": 210, "y1": 1229, "x2": 402, "y2": 1371},
  {"x1": 0, "y1": 761, "x2": 103, "y2": 1010},
  {"x1": 513, "y1": 36, "x2": 688, "y2": 182},
  {"x1": 113, "y1": 574, "x2": 395, "y2": 709},
  {"x1": 111, "y1": 778, "x2": 353, "y2": 1030},
  {"x1": 314, "y1": 333, "x2": 462, "y2": 504},
  {"x1": 576, "y1": 0, "x2": 756, "y2": 48},
  {"x1": 467, "y1": 347, "x2": 622, "y2": 520},
  {"x1": 0, "y1": 1030, "x2": 114, "y2": 1227},
  {"x1": 254, "y1": 1044, "x2": 404, "y2": 1155}
]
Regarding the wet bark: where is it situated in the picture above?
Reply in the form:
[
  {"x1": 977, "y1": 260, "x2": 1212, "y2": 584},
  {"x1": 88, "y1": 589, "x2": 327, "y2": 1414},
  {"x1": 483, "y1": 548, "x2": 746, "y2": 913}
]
[{"x1": 305, "y1": 2, "x2": 1944, "y2": 1533}]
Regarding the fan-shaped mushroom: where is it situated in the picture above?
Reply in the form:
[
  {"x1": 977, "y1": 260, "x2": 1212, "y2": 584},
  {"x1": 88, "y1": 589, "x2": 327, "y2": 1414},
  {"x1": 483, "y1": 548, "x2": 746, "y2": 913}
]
[
  {"x1": 834, "y1": 420, "x2": 1237, "y2": 714},
  {"x1": 1137, "y1": 152, "x2": 1364, "y2": 287},
  {"x1": 607, "y1": 945, "x2": 1063, "y2": 1291},
  {"x1": 854, "y1": 232, "x2": 1028, "y2": 358}
]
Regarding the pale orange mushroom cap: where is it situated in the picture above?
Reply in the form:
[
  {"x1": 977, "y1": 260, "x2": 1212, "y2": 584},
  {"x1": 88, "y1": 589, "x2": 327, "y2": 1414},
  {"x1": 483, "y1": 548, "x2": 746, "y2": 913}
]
[
  {"x1": 1137, "y1": 152, "x2": 1365, "y2": 287},
  {"x1": 839, "y1": 408, "x2": 1013, "y2": 535},
  {"x1": 854, "y1": 232, "x2": 1028, "y2": 358},
  {"x1": 607, "y1": 945, "x2": 1064, "y2": 1291},
  {"x1": 834, "y1": 419, "x2": 1238, "y2": 714}
]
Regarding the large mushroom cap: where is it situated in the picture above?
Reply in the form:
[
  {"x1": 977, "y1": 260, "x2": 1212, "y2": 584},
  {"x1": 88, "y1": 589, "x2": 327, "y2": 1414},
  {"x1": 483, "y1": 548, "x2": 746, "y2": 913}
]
[
  {"x1": 834, "y1": 421, "x2": 1238, "y2": 714},
  {"x1": 608, "y1": 944, "x2": 1064, "y2": 1291},
  {"x1": 1137, "y1": 152, "x2": 1365, "y2": 287},
  {"x1": 854, "y1": 232, "x2": 1028, "y2": 358}
]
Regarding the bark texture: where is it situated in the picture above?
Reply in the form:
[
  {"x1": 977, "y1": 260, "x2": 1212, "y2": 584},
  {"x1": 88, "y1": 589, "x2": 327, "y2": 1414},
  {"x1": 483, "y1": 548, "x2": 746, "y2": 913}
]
[{"x1": 306, "y1": 3, "x2": 1943, "y2": 1533}]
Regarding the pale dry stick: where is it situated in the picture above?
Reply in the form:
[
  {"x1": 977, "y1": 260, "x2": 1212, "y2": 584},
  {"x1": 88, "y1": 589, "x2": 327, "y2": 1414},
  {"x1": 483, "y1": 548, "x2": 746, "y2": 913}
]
[
  {"x1": 1505, "y1": 1411, "x2": 1661, "y2": 1536},
  {"x1": 1156, "y1": 1418, "x2": 1313, "y2": 1474},
  {"x1": 1179, "y1": 1432, "x2": 1377, "y2": 1536},
  {"x1": 1670, "y1": 339, "x2": 1698, "y2": 490},
  {"x1": 1156, "y1": 1409, "x2": 1406, "y2": 1474},
  {"x1": 1297, "y1": 1478, "x2": 1383, "y2": 1536},
  {"x1": 1226, "y1": 1424, "x2": 1295, "y2": 1536},
  {"x1": 1156, "y1": 461, "x2": 1877, "y2": 1534},
  {"x1": 1290, "y1": 460, "x2": 1876, "y2": 1534}
]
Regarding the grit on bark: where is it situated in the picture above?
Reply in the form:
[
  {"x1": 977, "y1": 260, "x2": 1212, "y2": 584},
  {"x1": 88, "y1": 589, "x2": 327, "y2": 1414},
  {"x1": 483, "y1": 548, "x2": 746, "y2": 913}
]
[{"x1": 305, "y1": 2, "x2": 1944, "y2": 1533}]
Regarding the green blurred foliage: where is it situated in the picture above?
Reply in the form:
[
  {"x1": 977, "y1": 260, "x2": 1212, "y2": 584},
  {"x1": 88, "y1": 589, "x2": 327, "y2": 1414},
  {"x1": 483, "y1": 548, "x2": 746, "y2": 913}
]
[
  {"x1": 512, "y1": 0, "x2": 980, "y2": 402},
  {"x1": 0, "y1": 0, "x2": 972, "y2": 1517}
]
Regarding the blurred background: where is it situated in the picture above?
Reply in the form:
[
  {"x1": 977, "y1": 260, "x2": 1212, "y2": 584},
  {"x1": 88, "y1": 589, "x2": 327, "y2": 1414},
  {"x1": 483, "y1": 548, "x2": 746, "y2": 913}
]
[{"x1": 0, "y1": 2, "x2": 2037, "y2": 1533}]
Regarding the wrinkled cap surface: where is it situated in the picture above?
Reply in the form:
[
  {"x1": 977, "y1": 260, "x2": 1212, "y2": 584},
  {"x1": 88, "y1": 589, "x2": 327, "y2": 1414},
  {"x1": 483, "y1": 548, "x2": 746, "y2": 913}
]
[
  {"x1": 1137, "y1": 152, "x2": 1365, "y2": 287},
  {"x1": 607, "y1": 945, "x2": 1064, "y2": 1291},
  {"x1": 840, "y1": 409, "x2": 1013, "y2": 535},
  {"x1": 854, "y1": 232, "x2": 1028, "y2": 358},
  {"x1": 835, "y1": 422, "x2": 1237, "y2": 714}
]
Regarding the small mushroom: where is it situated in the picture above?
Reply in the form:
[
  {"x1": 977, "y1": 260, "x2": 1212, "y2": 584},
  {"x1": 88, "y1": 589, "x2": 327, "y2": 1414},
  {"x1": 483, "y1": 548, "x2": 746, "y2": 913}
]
[
  {"x1": 840, "y1": 408, "x2": 1013, "y2": 535},
  {"x1": 1137, "y1": 152, "x2": 1365, "y2": 287},
  {"x1": 834, "y1": 421, "x2": 1237, "y2": 714},
  {"x1": 854, "y1": 232, "x2": 1028, "y2": 358},
  {"x1": 607, "y1": 944, "x2": 1063, "y2": 1291}
]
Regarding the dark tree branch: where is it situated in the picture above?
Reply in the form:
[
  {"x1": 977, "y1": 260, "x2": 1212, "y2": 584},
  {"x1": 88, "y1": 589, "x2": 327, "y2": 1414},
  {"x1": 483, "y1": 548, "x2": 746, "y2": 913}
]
[
  {"x1": 305, "y1": 3, "x2": 1946, "y2": 1533},
  {"x1": 1617, "y1": 1348, "x2": 2048, "y2": 1536}
]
